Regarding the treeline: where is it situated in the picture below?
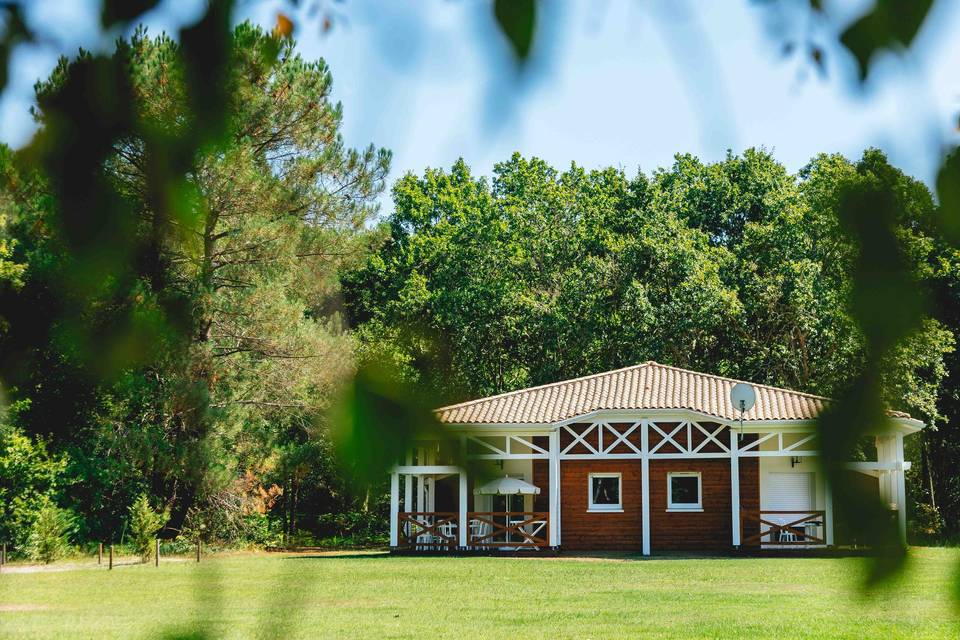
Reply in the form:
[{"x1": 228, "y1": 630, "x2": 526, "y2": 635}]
[{"x1": 2, "y1": 26, "x2": 959, "y2": 557}]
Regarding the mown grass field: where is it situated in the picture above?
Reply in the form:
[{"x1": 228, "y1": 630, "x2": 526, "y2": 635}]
[{"x1": 1, "y1": 547, "x2": 957, "y2": 639}]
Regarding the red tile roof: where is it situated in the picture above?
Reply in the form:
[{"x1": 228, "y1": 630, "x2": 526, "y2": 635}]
[{"x1": 435, "y1": 361, "x2": 909, "y2": 425}]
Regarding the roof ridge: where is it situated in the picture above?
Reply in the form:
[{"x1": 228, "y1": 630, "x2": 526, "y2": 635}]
[
  {"x1": 433, "y1": 362, "x2": 655, "y2": 413},
  {"x1": 646, "y1": 361, "x2": 832, "y2": 402}
]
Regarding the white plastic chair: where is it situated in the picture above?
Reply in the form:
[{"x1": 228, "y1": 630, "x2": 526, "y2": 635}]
[
  {"x1": 438, "y1": 520, "x2": 457, "y2": 545},
  {"x1": 773, "y1": 516, "x2": 800, "y2": 542},
  {"x1": 414, "y1": 515, "x2": 435, "y2": 550},
  {"x1": 469, "y1": 518, "x2": 492, "y2": 548}
]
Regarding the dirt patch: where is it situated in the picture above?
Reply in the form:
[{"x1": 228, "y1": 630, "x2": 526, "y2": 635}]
[{"x1": 1, "y1": 558, "x2": 141, "y2": 573}]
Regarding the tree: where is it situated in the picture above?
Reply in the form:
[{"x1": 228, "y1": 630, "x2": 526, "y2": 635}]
[
  {"x1": 25, "y1": 497, "x2": 74, "y2": 564},
  {"x1": 2, "y1": 24, "x2": 389, "y2": 540},
  {"x1": 128, "y1": 493, "x2": 168, "y2": 563}
]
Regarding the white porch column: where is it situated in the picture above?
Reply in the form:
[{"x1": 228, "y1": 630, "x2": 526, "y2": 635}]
[
  {"x1": 426, "y1": 446, "x2": 436, "y2": 512},
  {"x1": 404, "y1": 451, "x2": 413, "y2": 512},
  {"x1": 548, "y1": 428, "x2": 560, "y2": 547},
  {"x1": 458, "y1": 436, "x2": 468, "y2": 548},
  {"x1": 895, "y1": 433, "x2": 907, "y2": 542},
  {"x1": 729, "y1": 429, "x2": 740, "y2": 547},
  {"x1": 389, "y1": 471, "x2": 400, "y2": 547},
  {"x1": 825, "y1": 476, "x2": 835, "y2": 546},
  {"x1": 641, "y1": 419, "x2": 651, "y2": 556}
]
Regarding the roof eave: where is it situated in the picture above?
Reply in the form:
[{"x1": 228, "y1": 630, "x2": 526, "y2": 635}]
[{"x1": 439, "y1": 409, "x2": 926, "y2": 434}]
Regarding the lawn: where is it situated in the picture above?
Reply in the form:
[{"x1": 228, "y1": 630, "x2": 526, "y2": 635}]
[{"x1": 1, "y1": 547, "x2": 957, "y2": 639}]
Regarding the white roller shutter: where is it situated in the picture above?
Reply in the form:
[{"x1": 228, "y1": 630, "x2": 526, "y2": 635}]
[{"x1": 766, "y1": 472, "x2": 813, "y2": 511}]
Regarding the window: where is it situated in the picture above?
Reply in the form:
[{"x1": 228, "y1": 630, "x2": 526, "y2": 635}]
[
  {"x1": 667, "y1": 472, "x2": 702, "y2": 511},
  {"x1": 588, "y1": 473, "x2": 622, "y2": 512}
]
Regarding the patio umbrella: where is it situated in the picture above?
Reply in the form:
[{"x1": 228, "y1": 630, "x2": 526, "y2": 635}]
[
  {"x1": 473, "y1": 476, "x2": 542, "y2": 547},
  {"x1": 474, "y1": 476, "x2": 541, "y2": 495}
]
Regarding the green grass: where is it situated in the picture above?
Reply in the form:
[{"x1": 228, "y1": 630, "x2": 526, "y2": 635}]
[{"x1": 1, "y1": 547, "x2": 957, "y2": 639}]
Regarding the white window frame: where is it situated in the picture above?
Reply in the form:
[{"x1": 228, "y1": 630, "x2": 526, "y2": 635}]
[
  {"x1": 667, "y1": 471, "x2": 703, "y2": 512},
  {"x1": 587, "y1": 472, "x2": 623, "y2": 512}
]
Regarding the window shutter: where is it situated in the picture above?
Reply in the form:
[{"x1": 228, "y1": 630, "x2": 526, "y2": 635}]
[{"x1": 766, "y1": 472, "x2": 813, "y2": 511}]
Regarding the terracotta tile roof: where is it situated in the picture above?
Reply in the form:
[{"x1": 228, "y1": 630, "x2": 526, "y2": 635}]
[{"x1": 435, "y1": 361, "x2": 904, "y2": 425}]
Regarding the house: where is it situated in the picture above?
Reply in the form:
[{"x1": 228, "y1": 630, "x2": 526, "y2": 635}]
[{"x1": 388, "y1": 361, "x2": 921, "y2": 554}]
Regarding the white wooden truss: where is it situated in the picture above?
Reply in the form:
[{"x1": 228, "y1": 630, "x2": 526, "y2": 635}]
[
  {"x1": 553, "y1": 419, "x2": 818, "y2": 460},
  {"x1": 465, "y1": 434, "x2": 550, "y2": 459}
]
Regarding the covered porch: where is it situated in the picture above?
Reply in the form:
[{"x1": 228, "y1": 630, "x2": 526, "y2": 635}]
[
  {"x1": 388, "y1": 432, "x2": 560, "y2": 552},
  {"x1": 734, "y1": 430, "x2": 910, "y2": 550}
]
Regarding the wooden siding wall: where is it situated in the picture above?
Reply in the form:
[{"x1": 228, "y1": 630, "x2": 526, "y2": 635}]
[
  {"x1": 554, "y1": 426, "x2": 759, "y2": 552},
  {"x1": 531, "y1": 436, "x2": 550, "y2": 512},
  {"x1": 560, "y1": 460, "x2": 645, "y2": 550},
  {"x1": 648, "y1": 458, "x2": 758, "y2": 550}
]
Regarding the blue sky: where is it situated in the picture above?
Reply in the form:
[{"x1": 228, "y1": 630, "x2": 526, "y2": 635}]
[{"x1": 3, "y1": 0, "x2": 959, "y2": 212}]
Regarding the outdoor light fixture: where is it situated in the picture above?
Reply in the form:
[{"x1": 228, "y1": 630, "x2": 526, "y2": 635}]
[{"x1": 790, "y1": 456, "x2": 802, "y2": 467}]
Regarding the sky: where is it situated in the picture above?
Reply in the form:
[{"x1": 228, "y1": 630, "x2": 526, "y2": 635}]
[{"x1": 3, "y1": 0, "x2": 960, "y2": 214}]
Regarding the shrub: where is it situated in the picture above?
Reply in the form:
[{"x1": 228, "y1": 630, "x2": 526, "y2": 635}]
[
  {"x1": 128, "y1": 494, "x2": 168, "y2": 563},
  {"x1": 316, "y1": 510, "x2": 387, "y2": 545},
  {"x1": 26, "y1": 498, "x2": 75, "y2": 564},
  {"x1": 0, "y1": 425, "x2": 68, "y2": 549},
  {"x1": 181, "y1": 500, "x2": 283, "y2": 547},
  {"x1": 911, "y1": 502, "x2": 943, "y2": 540}
]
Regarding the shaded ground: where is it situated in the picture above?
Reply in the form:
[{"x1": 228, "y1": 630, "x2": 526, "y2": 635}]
[{"x1": 0, "y1": 547, "x2": 956, "y2": 639}]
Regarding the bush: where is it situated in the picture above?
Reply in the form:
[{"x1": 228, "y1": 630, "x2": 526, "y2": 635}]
[
  {"x1": 128, "y1": 494, "x2": 168, "y2": 563},
  {"x1": 911, "y1": 502, "x2": 943, "y2": 541},
  {"x1": 26, "y1": 498, "x2": 75, "y2": 563},
  {"x1": 316, "y1": 510, "x2": 387, "y2": 545},
  {"x1": 0, "y1": 425, "x2": 68, "y2": 549},
  {"x1": 181, "y1": 502, "x2": 283, "y2": 547}
]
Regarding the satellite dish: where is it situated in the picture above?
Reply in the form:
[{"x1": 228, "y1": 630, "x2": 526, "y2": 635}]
[
  {"x1": 730, "y1": 383, "x2": 756, "y2": 415},
  {"x1": 730, "y1": 383, "x2": 755, "y2": 435}
]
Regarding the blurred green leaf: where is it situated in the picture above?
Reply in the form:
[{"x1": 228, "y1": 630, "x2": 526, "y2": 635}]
[
  {"x1": 101, "y1": 0, "x2": 161, "y2": 27},
  {"x1": 179, "y1": 0, "x2": 233, "y2": 144},
  {"x1": 839, "y1": 184, "x2": 924, "y2": 351},
  {"x1": 330, "y1": 363, "x2": 445, "y2": 488},
  {"x1": 494, "y1": 0, "x2": 536, "y2": 61},
  {"x1": 936, "y1": 149, "x2": 960, "y2": 243},
  {"x1": 0, "y1": 5, "x2": 30, "y2": 95},
  {"x1": 817, "y1": 179, "x2": 925, "y2": 586},
  {"x1": 840, "y1": 0, "x2": 933, "y2": 80}
]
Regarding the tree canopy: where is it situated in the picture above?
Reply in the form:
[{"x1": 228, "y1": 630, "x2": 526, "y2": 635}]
[{"x1": 346, "y1": 149, "x2": 953, "y2": 414}]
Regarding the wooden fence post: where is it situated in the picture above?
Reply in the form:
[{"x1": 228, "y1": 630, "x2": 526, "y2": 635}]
[
  {"x1": 98, "y1": 542, "x2": 103, "y2": 565},
  {"x1": 196, "y1": 539, "x2": 201, "y2": 563},
  {"x1": 155, "y1": 539, "x2": 160, "y2": 567},
  {"x1": 108, "y1": 544, "x2": 113, "y2": 570}
]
